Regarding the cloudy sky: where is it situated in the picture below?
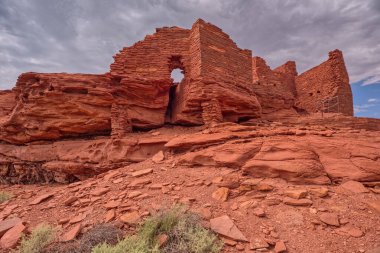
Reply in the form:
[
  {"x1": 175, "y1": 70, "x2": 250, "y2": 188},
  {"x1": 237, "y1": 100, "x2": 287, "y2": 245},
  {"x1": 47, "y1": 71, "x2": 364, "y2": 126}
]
[{"x1": 1, "y1": 0, "x2": 379, "y2": 117}]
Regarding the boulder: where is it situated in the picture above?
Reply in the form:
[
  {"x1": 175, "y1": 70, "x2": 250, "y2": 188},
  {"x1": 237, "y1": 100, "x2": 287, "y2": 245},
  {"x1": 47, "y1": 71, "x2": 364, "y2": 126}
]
[
  {"x1": 210, "y1": 215, "x2": 248, "y2": 242},
  {"x1": 61, "y1": 223, "x2": 82, "y2": 242},
  {"x1": 0, "y1": 217, "x2": 23, "y2": 238},
  {"x1": 340, "y1": 180, "x2": 369, "y2": 194},
  {"x1": 0, "y1": 222, "x2": 25, "y2": 249}
]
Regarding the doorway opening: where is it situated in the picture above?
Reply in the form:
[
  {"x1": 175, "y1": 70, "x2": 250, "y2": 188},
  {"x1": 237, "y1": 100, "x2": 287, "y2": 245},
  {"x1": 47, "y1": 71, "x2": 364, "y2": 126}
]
[{"x1": 166, "y1": 55, "x2": 185, "y2": 123}]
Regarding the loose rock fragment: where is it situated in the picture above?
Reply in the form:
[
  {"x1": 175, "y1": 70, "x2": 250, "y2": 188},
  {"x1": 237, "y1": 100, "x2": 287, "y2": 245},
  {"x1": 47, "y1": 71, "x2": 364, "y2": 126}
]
[
  {"x1": 152, "y1": 151, "x2": 165, "y2": 163},
  {"x1": 0, "y1": 222, "x2": 25, "y2": 249},
  {"x1": 284, "y1": 189, "x2": 308, "y2": 199},
  {"x1": 210, "y1": 215, "x2": 248, "y2": 242},
  {"x1": 319, "y1": 213, "x2": 340, "y2": 226},
  {"x1": 61, "y1": 223, "x2": 82, "y2": 242},
  {"x1": 274, "y1": 241, "x2": 287, "y2": 252},
  {"x1": 131, "y1": 168, "x2": 153, "y2": 177},
  {"x1": 30, "y1": 193, "x2": 54, "y2": 205},
  {"x1": 341, "y1": 181, "x2": 369, "y2": 193},
  {"x1": 283, "y1": 197, "x2": 312, "y2": 207},
  {"x1": 212, "y1": 187, "x2": 229, "y2": 202},
  {"x1": 120, "y1": 211, "x2": 141, "y2": 225}
]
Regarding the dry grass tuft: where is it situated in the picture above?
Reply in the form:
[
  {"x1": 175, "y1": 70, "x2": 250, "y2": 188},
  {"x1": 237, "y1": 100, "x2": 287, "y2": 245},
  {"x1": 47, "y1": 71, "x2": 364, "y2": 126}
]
[
  {"x1": 41, "y1": 223, "x2": 123, "y2": 253},
  {"x1": 0, "y1": 191, "x2": 12, "y2": 203},
  {"x1": 92, "y1": 206, "x2": 222, "y2": 253},
  {"x1": 19, "y1": 224, "x2": 56, "y2": 253}
]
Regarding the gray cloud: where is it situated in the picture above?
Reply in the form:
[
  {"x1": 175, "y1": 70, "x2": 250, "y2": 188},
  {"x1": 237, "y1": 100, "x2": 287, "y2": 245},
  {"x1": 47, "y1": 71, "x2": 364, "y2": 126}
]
[{"x1": 1, "y1": 0, "x2": 379, "y2": 89}]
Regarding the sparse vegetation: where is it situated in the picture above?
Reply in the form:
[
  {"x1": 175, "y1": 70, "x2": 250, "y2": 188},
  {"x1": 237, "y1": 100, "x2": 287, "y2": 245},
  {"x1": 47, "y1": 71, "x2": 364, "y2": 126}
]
[
  {"x1": 41, "y1": 224, "x2": 123, "y2": 253},
  {"x1": 0, "y1": 191, "x2": 12, "y2": 203},
  {"x1": 92, "y1": 207, "x2": 222, "y2": 253},
  {"x1": 19, "y1": 224, "x2": 56, "y2": 253}
]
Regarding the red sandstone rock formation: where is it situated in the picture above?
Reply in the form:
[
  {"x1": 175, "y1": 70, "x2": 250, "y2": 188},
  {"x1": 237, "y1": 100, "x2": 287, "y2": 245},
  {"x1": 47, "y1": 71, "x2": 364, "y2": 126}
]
[
  {"x1": 0, "y1": 91, "x2": 15, "y2": 118},
  {"x1": 0, "y1": 73, "x2": 113, "y2": 144},
  {"x1": 0, "y1": 19, "x2": 370, "y2": 186}
]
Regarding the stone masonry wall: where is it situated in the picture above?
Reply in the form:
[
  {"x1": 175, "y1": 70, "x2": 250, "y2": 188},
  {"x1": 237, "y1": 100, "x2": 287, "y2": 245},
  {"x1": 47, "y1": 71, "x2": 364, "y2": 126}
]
[
  {"x1": 252, "y1": 57, "x2": 297, "y2": 116},
  {"x1": 196, "y1": 20, "x2": 261, "y2": 122},
  {"x1": 295, "y1": 49, "x2": 353, "y2": 116},
  {"x1": 110, "y1": 27, "x2": 192, "y2": 127}
]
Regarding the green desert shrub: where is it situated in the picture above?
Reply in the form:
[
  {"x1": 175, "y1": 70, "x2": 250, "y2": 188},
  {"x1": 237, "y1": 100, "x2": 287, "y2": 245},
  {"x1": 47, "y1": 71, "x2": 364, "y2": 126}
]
[
  {"x1": 0, "y1": 191, "x2": 12, "y2": 203},
  {"x1": 92, "y1": 207, "x2": 222, "y2": 253},
  {"x1": 19, "y1": 224, "x2": 56, "y2": 253}
]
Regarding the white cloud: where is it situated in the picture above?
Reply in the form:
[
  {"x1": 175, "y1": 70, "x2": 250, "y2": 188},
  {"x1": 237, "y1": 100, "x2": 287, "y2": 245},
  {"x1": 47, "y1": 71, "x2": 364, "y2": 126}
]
[{"x1": 368, "y1": 98, "x2": 379, "y2": 103}]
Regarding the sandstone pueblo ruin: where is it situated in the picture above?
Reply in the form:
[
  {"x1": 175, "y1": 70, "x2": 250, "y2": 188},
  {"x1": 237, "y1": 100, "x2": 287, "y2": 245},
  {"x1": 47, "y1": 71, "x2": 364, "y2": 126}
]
[
  {"x1": 0, "y1": 19, "x2": 353, "y2": 143},
  {"x1": 0, "y1": 19, "x2": 379, "y2": 184}
]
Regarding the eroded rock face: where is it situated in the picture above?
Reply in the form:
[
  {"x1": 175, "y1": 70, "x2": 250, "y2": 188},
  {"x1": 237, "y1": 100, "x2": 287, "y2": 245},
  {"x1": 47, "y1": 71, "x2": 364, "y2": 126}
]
[
  {"x1": 0, "y1": 136, "x2": 169, "y2": 183},
  {"x1": 242, "y1": 139, "x2": 331, "y2": 185},
  {"x1": 0, "y1": 90, "x2": 15, "y2": 118},
  {"x1": 0, "y1": 73, "x2": 114, "y2": 144},
  {"x1": 168, "y1": 122, "x2": 380, "y2": 184}
]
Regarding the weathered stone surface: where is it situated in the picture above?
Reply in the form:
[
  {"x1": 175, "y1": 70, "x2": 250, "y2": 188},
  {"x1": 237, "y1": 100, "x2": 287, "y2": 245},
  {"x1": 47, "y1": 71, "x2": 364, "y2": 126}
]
[
  {"x1": 178, "y1": 140, "x2": 262, "y2": 168},
  {"x1": 0, "y1": 137, "x2": 167, "y2": 183},
  {"x1": 61, "y1": 223, "x2": 82, "y2": 242},
  {"x1": 211, "y1": 187, "x2": 229, "y2": 202},
  {"x1": 340, "y1": 180, "x2": 369, "y2": 193},
  {"x1": 309, "y1": 187, "x2": 329, "y2": 198},
  {"x1": 249, "y1": 237, "x2": 269, "y2": 250},
  {"x1": 30, "y1": 193, "x2": 54, "y2": 205},
  {"x1": 336, "y1": 226, "x2": 364, "y2": 238},
  {"x1": 210, "y1": 215, "x2": 248, "y2": 242},
  {"x1": 0, "y1": 217, "x2": 22, "y2": 237},
  {"x1": 120, "y1": 211, "x2": 141, "y2": 225},
  {"x1": 0, "y1": 73, "x2": 114, "y2": 144},
  {"x1": 366, "y1": 200, "x2": 380, "y2": 214},
  {"x1": 283, "y1": 197, "x2": 313, "y2": 207},
  {"x1": 0, "y1": 90, "x2": 16, "y2": 118},
  {"x1": 242, "y1": 139, "x2": 331, "y2": 185},
  {"x1": 284, "y1": 189, "x2": 308, "y2": 199},
  {"x1": 319, "y1": 213, "x2": 340, "y2": 226},
  {"x1": 252, "y1": 57, "x2": 297, "y2": 119},
  {"x1": 274, "y1": 241, "x2": 287, "y2": 253},
  {"x1": 131, "y1": 168, "x2": 153, "y2": 177},
  {"x1": 152, "y1": 151, "x2": 165, "y2": 163},
  {"x1": 0, "y1": 222, "x2": 25, "y2": 249},
  {"x1": 105, "y1": 209, "x2": 116, "y2": 222},
  {"x1": 295, "y1": 50, "x2": 353, "y2": 116}
]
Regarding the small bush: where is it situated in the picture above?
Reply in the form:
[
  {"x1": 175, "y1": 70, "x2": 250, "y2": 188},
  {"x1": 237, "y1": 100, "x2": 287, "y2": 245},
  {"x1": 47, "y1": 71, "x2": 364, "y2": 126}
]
[
  {"x1": 92, "y1": 207, "x2": 222, "y2": 253},
  {"x1": 42, "y1": 224, "x2": 123, "y2": 253},
  {"x1": 19, "y1": 224, "x2": 56, "y2": 253},
  {"x1": 0, "y1": 191, "x2": 12, "y2": 203}
]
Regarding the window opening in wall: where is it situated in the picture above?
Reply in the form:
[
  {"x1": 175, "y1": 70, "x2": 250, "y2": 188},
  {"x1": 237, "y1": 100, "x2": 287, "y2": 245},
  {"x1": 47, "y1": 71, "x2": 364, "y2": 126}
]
[{"x1": 171, "y1": 68, "x2": 184, "y2": 83}]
